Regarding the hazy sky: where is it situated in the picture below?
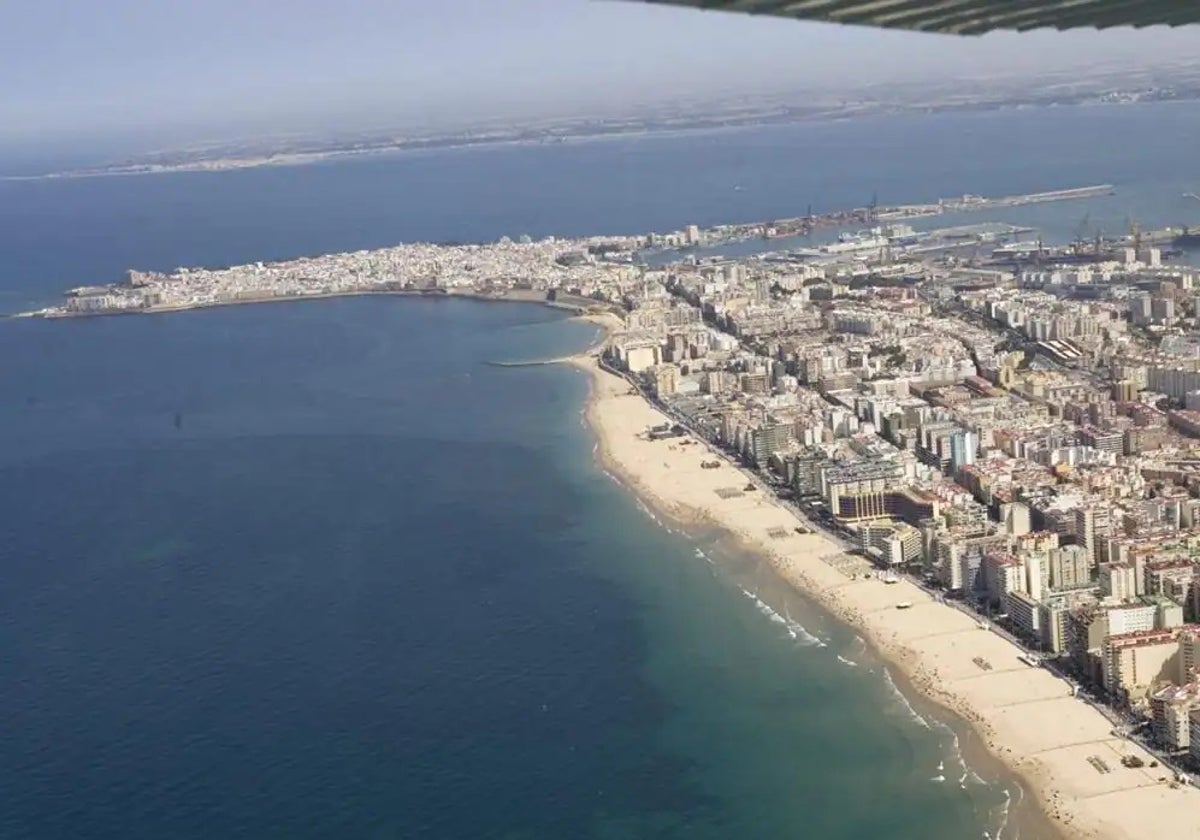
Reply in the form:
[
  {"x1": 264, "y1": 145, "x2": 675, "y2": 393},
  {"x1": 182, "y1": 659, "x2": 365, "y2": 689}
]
[{"x1": 3, "y1": 0, "x2": 1198, "y2": 147}]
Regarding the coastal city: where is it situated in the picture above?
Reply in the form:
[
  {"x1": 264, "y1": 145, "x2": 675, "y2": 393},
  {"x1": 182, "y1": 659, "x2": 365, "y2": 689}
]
[{"x1": 25, "y1": 186, "x2": 1200, "y2": 834}]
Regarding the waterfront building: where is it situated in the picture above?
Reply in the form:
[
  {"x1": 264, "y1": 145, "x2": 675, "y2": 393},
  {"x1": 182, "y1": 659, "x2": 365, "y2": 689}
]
[
  {"x1": 1102, "y1": 628, "x2": 1182, "y2": 703},
  {"x1": 859, "y1": 520, "x2": 923, "y2": 567},
  {"x1": 983, "y1": 552, "x2": 1024, "y2": 604},
  {"x1": 651, "y1": 365, "x2": 678, "y2": 398},
  {"x1": 1005, "y1": 590, "x2": 1041, "y2": 642},
  {"x1": 1150, "y1": 682, "x2": 1200, "y2": 750},
  {"x1": 750, "y1": 423, "x2": 795, "y2": 467}
]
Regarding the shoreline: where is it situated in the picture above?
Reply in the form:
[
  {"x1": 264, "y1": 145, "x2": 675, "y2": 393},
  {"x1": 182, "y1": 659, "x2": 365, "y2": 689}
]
[
  {"x1": 6, "y1": 100, "x2": 1194, "y2": 184},
  {"x1": 570, "y1": 354, "x2": 1200, "y2": 840},
  {"x1": 700, "y1": 519, "x2": 1057, "y2": 840},
  {"x1": 8, "y1": 287, "x2": 619, "y2": 322}
]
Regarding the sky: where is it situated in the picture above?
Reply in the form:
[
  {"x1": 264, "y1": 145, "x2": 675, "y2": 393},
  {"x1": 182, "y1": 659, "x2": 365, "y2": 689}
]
[{"x1": 2, "y1": 0, "x2": 1199, "y2": 150}]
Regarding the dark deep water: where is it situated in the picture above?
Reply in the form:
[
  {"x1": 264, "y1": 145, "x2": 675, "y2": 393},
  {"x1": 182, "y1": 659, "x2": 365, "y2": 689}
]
[
  {"x1": 0, "y1": 300, "x2": 1011, "y2": 839},
  {"x1": 4, "y1": 101, "x2": 1194, "y2": 838}
]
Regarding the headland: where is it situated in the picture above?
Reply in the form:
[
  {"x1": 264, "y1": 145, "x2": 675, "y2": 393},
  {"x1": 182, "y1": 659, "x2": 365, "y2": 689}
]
[{"x1": 14, "y1": 183, "x2": 1120, "y2": 321}]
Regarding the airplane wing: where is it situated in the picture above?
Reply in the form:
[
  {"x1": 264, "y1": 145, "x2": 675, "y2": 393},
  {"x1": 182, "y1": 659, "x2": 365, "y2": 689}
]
[{"x1": 637, "y1": 1, "x2": 1200, "y2": 35}]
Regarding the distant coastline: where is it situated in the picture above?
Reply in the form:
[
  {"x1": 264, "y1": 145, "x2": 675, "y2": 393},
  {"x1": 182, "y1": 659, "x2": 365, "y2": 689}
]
[{"x1": 9, "y1": 93, "x2": 1200, "y2": 182}]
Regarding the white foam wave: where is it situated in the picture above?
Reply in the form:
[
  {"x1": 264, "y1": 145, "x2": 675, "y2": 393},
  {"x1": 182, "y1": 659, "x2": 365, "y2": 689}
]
[
  {"x1": 931, "y1": 774, "x2": 946, "y2": 783},
  {"x1": 879, "y1": 667, "x2": 931, "y2": 729},
  {"x1": 836, "y1": 654, "x2": 859, "y2": 668},
  {"x1": 634, "y1": 498, "x2": 661, "y2": 525},
  {"x1": 927, "y1": 717, "x2": 976, "y2": 787},
  {"x1": 739, "y1": 587, "x2": 825, "y2": 646},
  {"x1": 991, "y1": 786, "x2": 1013, "y2": 840},
  {"x1": 694, "y1": 548, "x2": 714, "y2": 565}
]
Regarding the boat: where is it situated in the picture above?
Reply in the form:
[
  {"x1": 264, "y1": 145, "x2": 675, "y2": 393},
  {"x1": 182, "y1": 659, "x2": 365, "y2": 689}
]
[
  {"x1": 793, "y1": 228, "x2": 891, "y2": 257},
  {"x1": 991, "y1": 240, "x2": 1043, "y2": 258},
  {"x1": 1174, "y1": 227, "x2": 1200, "y2": 247},
  {"x1": 884, "y1": 223, "x2": 922, "y2": 246},
  {"x1": 896, "y1": 601, "x2": 913, "y2": 610}
]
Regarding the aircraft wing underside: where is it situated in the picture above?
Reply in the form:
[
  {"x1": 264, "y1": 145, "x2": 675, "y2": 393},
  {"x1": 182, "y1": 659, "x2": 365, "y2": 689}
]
[{"x1": 637, "y1": 0, "x2": 1200, "y2": 35}]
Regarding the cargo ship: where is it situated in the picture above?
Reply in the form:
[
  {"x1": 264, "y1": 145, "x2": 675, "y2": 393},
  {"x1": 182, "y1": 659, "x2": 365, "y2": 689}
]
[
  {"x1": 1175, "y1": 227, "x2": 1200, "y2": 247},
  {"x1": 792, "y1": 224, "x2": 919, "y2": 257},
  {"x1": 991, "y1": 240, "x2": 1043, "y2": 258}
]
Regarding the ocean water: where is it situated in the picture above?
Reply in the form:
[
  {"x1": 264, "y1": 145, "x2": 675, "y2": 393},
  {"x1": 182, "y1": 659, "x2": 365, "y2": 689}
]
[
  {"x1": 0, "y1": 299, "x2": 1011, "y2": 839},
  {"x1": 2, "y1": 101, "x2": 1192, "y2": 839},
  {"x1": 4, "y1": 100, "x2": 1200, "y2": 310}
]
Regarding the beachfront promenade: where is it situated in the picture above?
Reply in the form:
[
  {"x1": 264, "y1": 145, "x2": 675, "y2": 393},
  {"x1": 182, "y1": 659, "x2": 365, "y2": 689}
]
[{"x1": 577, "y1": 352, "x2": 1200, "y2": 840}]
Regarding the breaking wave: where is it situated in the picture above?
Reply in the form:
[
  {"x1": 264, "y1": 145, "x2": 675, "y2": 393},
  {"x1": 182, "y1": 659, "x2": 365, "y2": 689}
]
[
  {"x1": 738, "y1": 587, "x2": 825, "y2": 647},
  {"x1": 880, "y1": 667, "x2": 931, "y2": 729}
]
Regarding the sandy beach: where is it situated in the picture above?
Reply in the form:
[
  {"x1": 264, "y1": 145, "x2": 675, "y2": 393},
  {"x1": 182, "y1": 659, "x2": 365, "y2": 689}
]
[{"x1": 571, "y1": 353, "x2": 1200, "y2": 840}]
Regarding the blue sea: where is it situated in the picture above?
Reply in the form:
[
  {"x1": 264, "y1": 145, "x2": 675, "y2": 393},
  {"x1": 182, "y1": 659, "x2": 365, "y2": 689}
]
[{"x1": 2, "y1": 101, "x2": 1196, "y2": 839}]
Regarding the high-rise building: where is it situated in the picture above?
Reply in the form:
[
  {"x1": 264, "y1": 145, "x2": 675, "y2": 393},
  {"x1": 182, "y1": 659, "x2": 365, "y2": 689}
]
[
  {"x1": 754, "y1": 277, "x2": 771, "y2": 304},
  {"x1": 1152, "y1": 295, "x2": 1175, "y2": 323},
  {"x1": 1000, "y1": 501, "x2": 1032, "y2": 537},
  {"x1": 1130, "y1": 292, "x2": 1153, "y2": 325},
  {"x1": 1112, "y1": 380, "x2": 1137, "y2": 402},
  {"x1": 750, "y1": 423, "x2": 795, "y2": 466},
  {"x1": 651, "y1": 365, "x2": 678, "y2": 398},
  {"x1": 1100, "y1": 562, "x2": 1137, "y2": 600},
  {"x1": 1025, "y1": 551, "x2": 1046, "y2": 602},
  {"x1": 1150, "y1": 683, "x2": 1200, "y2": 750},
  {"x1": 949, "y1": 429, "x2": 978, "y2": 473},
  {"x1": 1048, "y1": 545, "x2": 1092, "y2": 591},
  {"x1": 1102, "y1": 628, "x2": 1183, "y2": 700},
  {"x1": 1074, "y1": 505, "x2": 1112, "y2": 566}
]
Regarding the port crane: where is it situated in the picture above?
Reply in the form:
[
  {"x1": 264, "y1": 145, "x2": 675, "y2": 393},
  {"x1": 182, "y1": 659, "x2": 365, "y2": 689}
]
[{"x1": 1073, "y1": 212, "x2": 1091, "y2": 245}]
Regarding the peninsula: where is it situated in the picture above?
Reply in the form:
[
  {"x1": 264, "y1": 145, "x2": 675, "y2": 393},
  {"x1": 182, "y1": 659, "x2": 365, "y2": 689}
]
[
  {"x1": 25, "y1": 186, "x2": 1200, "y2": 838},
  {"x1": 19, "y1": 184, "x2": 1115, "y2": 319}
]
